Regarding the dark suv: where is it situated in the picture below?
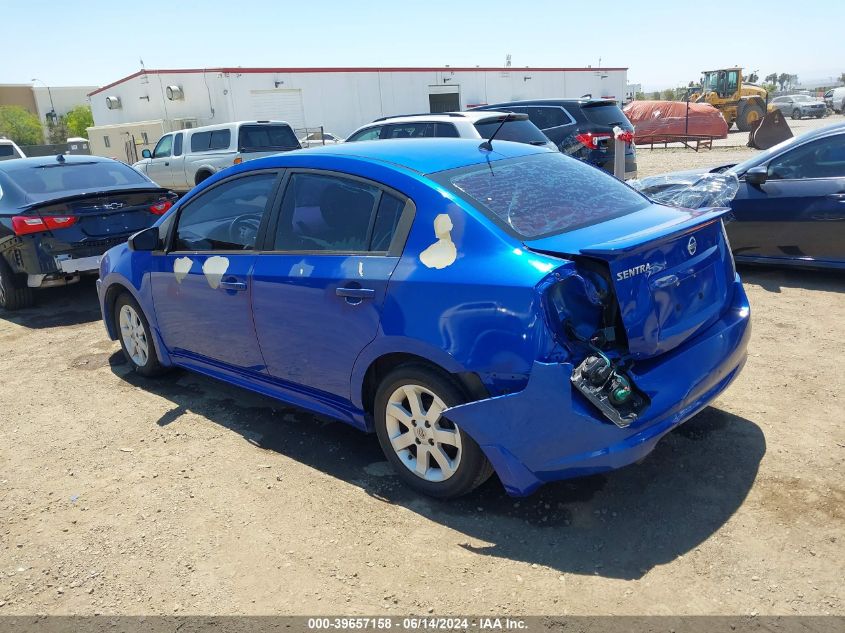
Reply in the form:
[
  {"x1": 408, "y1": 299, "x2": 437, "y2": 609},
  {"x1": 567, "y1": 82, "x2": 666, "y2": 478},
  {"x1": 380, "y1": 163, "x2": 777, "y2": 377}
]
[{"x1": 471, "y1": 99, "x2": 637, "y2": 179}]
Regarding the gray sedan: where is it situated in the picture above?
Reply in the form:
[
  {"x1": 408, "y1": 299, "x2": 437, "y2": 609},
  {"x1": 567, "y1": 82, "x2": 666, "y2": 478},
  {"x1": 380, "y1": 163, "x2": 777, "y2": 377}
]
[{"x1": 769, "y1": 95, "x2": 826, "y2": 120}]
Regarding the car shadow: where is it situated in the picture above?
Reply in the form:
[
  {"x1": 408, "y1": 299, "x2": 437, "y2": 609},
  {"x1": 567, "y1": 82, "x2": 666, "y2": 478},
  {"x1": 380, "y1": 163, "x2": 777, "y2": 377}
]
[
  {"x1": 739, "y1": 264, "x2": 845, "y2": 294},
  {"x1": 0, "y1": 277, "x2": 101, "y2": 328},
  {"x1": 110, "y1": 355, "x2": 765, "y2": 580}
]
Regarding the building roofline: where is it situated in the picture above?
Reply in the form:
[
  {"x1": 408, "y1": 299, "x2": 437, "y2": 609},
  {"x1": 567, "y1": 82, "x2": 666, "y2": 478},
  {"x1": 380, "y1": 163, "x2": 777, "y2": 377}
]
[{"x1": 88, "y1": 66, "x2": 629, "y2": 96}]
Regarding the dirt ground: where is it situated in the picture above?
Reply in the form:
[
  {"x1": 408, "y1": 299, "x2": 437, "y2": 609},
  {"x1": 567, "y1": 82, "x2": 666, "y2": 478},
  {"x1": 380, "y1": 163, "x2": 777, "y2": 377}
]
[{"x1": 1, "y1": 143, "x2": 843, "y2": 616}]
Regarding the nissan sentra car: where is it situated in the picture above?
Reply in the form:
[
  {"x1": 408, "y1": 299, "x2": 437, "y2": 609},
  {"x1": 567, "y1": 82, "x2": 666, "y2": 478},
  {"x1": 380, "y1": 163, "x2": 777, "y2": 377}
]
[{"x1": 97, "y1": 138, "x2": 750, "y2": 498}]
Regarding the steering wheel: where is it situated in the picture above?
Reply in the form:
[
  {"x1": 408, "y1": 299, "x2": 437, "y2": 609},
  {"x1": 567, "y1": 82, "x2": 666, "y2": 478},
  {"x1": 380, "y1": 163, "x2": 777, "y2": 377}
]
[{"x1": 229, "y1": 214, "x2": 262, "y2": 248}]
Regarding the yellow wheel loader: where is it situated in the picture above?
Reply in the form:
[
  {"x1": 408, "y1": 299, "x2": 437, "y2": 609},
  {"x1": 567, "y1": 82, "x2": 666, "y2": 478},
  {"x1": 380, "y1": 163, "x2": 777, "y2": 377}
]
[{"x1": 689, "y1": 68, "x2": 772, "y2": 132}]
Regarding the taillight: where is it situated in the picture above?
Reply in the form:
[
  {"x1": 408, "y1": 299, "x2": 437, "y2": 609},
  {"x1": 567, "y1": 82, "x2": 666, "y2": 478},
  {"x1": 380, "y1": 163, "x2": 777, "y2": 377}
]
[
  {"x1": 149, "y1": 199, "x2": 173, "y2": 215},
  {"x1": 12, "y1": 215, "x2": 78, "y2": 236},
  {"x1": 575, "y1": 132, "x2": 612, "y2": 150}
]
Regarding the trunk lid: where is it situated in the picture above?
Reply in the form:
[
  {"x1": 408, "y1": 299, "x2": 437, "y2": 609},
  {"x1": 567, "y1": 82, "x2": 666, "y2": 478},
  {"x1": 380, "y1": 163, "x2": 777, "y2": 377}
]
[
  {"x1": 27, "y1": 188, "x2": 172, "y2": 240},
  {"x1": 526, "y1": 204, "x2": 735, "y2": 358}
]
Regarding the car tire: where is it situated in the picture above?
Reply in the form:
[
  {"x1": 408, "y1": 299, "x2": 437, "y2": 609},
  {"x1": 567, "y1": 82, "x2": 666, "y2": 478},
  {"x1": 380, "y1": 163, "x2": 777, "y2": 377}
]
[
  {"x1": 0, "y1": 258, "x2": 34, "y2": 311},
  {"x1": 195, "y1": 171, "x2": 212, "y2": 186},
  {"x1": 114, "y1": 292, "x2": 166, "y2": 377},
  {"x1": 736, "y1": 103, "x2": 764, "y2": 132},
  {"x1": 373, "y1": 364, "x2": 493, "y2": 499},
  {"x1": 792, "y1": 109, "x2": 802, "y2": 120}
]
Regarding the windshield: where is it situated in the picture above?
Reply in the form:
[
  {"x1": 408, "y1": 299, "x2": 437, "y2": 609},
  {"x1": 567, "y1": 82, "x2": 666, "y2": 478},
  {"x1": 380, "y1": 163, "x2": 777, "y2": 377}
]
[
  {"x1": 4, "y1": 161, "x2": 150, "y2": 200},
  {"x1": 473, "y1": 119, "x2": 550, "y2": 145},
  {"x1": 434, "y1": 152, "x2": 649, "y2": 239},
  {"x1": 581, "y1": 103, "x2": 630, "y2": 127},
  {"x1": 238, "y1": 124, "x2": 300, "y2": 151}
]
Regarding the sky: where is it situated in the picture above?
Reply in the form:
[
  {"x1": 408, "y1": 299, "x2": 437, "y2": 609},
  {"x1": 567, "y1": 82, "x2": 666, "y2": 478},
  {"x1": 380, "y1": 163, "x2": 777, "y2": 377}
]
[{"x1": 1, "y1": 0, "x2": 842, "y2": 91}]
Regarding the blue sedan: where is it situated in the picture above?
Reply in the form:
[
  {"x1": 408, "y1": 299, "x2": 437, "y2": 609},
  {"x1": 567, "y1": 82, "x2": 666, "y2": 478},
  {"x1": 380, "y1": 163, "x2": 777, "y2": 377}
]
[
  {"x1": 97, "y1": 139, "x2": 750, "y2": 498},
  {"x1": 634, "y1": 121, "x2": 845, "y2": 270}
]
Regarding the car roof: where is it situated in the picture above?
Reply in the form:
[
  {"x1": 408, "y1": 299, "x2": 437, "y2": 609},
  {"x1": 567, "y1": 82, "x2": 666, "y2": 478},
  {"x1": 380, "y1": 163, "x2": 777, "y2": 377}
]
[
  {"x1": 261, "y1": 138, "x2": 549, "y2": 175},
  {"x1": 0, "y1": 154, "x2": 120, "y2": 172},
  {"x1": 475, "y1": 98, "x2": 618, "y2": 108},
  {"x1": 368, "y1": 110, "x2": 518, "y2": 125}
]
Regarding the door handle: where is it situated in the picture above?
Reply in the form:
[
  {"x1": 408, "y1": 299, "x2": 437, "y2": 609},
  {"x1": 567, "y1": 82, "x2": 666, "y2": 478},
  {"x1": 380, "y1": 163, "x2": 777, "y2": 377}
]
[
  {"x1": 219, "y1": 279, "x2": 247, "y2": 291},
  {"x1": 336, "y1": 287, "x2": 375, "y2": 299},
  {"x1": 164, "y1": 162, "x2": 169, "y2": 166}
]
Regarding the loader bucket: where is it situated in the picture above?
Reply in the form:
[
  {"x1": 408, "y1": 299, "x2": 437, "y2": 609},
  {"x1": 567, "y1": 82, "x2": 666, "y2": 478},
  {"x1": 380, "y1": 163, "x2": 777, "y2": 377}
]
[{"x1": 747, "y1": 109, "x2": 792, "y2": 150}]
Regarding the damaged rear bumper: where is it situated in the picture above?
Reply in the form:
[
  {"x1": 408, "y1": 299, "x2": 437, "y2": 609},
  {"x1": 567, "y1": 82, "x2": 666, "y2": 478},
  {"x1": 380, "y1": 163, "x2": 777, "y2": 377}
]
[{"x1": 445, "y1": 280, "x2": 751, "y2": 496}]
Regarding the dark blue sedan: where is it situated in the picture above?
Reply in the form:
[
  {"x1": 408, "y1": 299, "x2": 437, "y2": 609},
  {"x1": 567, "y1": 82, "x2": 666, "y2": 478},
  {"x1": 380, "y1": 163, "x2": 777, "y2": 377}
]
[
  {"x1": 634, "y1": 121, "x2": 845, "y2": 270},
  {"x1": 97, "y1": 139, "x2": 750, "y2": 498},
  {"x1": 0, "y1": 154, "x2": 175, "y2": 310}
]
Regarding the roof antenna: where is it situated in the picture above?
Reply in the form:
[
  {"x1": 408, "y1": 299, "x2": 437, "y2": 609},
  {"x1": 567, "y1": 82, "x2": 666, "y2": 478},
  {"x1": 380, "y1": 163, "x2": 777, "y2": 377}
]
[{"x1": 479, "y1": 113, "x2": 515, "y2": 151}]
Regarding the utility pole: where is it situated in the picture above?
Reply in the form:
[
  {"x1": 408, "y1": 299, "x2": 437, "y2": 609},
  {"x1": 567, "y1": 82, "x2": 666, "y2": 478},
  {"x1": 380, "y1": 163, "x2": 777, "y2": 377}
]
[{"x1": 31, "y1": 78, "x2": 57, "y2": 124}]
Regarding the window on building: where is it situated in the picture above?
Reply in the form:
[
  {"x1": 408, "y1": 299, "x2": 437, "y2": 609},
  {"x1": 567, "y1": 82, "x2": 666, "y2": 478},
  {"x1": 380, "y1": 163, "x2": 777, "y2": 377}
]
[
  {"x1": 103, "y1": 136, "x2": 111, "y2": 148},
  {"x1": 141, "y1": 132, "x2": 149, "y2": 145}
]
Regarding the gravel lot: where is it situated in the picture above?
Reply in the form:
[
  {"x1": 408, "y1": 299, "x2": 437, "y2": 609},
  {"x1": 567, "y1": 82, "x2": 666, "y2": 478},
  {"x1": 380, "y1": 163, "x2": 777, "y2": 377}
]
[{"x1": 1, "y1": 128, "x2": 843, "y2": 616}]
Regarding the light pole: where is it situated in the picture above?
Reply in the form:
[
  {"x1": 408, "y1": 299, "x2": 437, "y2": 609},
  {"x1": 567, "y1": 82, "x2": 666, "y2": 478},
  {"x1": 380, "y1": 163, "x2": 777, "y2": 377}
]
[{"x1": 31, "y1": 78, "x2": 57, "y2": 124}]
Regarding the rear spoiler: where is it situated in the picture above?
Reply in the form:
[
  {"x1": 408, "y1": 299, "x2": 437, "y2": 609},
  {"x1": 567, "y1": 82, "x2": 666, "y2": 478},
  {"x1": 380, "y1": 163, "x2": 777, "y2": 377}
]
[
  {"x1": 577, "y1": 207, "x2": 731, "y2": 256},
  {"x1": 20, "y1": 187, "x2": 172, "y2": 211}
]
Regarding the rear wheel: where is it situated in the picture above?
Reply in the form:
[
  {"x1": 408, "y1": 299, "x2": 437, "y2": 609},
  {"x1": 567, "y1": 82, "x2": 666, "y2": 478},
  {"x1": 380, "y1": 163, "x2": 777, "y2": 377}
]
[
  {"x1": 373, "y1": 365, "x2": 493, "y2": 498},
  {"x1": 114, "y1": 293, "x2": 166, "y2": 376},
  {"x1": 792, "y1": 109, "x2": 802, "y2": 120},
  {"x1": 194, "y1": 170, "x2": 212, "y2": 186},
  {"x1": 0, "y1": 258, "x2": 34, "y2": 311}
]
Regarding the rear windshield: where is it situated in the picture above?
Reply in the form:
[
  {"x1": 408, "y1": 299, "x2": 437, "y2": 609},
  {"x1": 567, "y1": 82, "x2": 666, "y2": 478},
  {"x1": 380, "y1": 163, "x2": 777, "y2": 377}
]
[
  {"x1": 581, "y1": 103, "x2": 629, "y2": 127},
  {"x1": 435, "y1": 152, "x2": 649, "y2": 239},
  {"x1": 5, "y1": 161, "x2": 149, "y2": 200},
  {"x1": 473, "y1": 119, "x2": 549, "y2": 145},
  {"x1": 0, "y1": 144, "x2": 20, "y2": 158},
  {"x1": 238, "y1": 124, "x2": 300, "y2": 151}
]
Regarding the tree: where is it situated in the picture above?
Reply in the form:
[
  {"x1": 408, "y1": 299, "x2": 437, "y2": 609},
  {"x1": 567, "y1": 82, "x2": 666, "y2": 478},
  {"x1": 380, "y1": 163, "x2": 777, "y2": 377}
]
[
  {"x1": 777, "y1": 73, "x2": 794, "y2": 90},
  {"x1": 651, "y1": 91, "x2": 661, "y2": 100},
  {"x1": 46, "y1": 118, "x2": 69, "y2": 144},
  {"x1": 747, "y1": 72, "x2": 759, "y2": 83},
  {"x1": 65, "y1": 105, "x2": 93, "y2": 139},
  {"x1": 765, "y1": 72, "x2": 779, "y2": 85},
  {"x1": 634, "y1": 91, "x2": 645, "y2": 101},
  {"x1": 0, "y1": 106, "x2": 44, "y2": 145},
  {"x1": 839, "y1": 72, "x2": 845, "y2": 86},
  {"x1": 763, "y1": 82, "x2": 777, "y2": 95},
  {"x1": 661, "y1": 88, "x2": 676, "y2": 101}
]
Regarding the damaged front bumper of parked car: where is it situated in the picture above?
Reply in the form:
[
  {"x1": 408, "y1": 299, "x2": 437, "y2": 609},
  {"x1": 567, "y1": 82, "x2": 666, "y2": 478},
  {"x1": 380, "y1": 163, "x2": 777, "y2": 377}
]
[{"x1": 444, "y1": 278, "x2": 751, "y2": 496}]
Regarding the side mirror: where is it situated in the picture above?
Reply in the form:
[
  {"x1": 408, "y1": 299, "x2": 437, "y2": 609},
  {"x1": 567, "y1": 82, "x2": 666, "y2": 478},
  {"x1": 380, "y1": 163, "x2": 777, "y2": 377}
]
[
  {"x1": 745, "y1": 165, "x2": 768, "y2": 187},
  {"x1": 141, "y1": 149, "x2": 152, "y2": 159},
  {"x1": 128, "y1": 226, "x2": 160, "y2": 251}
]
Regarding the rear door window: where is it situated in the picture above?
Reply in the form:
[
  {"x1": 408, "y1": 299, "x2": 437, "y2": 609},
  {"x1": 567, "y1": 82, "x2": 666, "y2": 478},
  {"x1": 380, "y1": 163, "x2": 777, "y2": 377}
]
[
  {"x1": 209, "y1": 130, "x2": 231, "y2": 150},
  {"x1": 238, "y1": 124, "x2": 300, "y2": 151},
  {"x1": 383, "y1": 123, "x2": 437, "y2": 139},
  {"x1": 274, "y1": 173, "x2": 383, "y2": 252},
  {"x1": 435, "y1": 123, "x2": 460, "y2": 138},
  {"x1": 524, "y1": 106, "x2": 572, "y2": 130}
]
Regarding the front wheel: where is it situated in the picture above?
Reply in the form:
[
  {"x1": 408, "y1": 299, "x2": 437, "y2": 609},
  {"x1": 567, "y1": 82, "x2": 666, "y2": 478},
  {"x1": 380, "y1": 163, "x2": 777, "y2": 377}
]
[
  {"x1": 374, "y1": 365, "x2": 493, "y2": 498},
  {"x1": 114, "y1": 293, "x2": 166, "y2": 376},
  {"x1": 792, "y1": 109, "x2": 802, "y2": 120}
]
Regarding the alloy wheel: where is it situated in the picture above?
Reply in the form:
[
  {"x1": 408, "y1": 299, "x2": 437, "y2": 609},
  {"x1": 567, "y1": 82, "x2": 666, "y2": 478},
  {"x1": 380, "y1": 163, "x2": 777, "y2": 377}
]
[
  {"x1": 384, "y1": 383, "x2": 462, "y2": 482},
  {"x1": 119, "y1": 304, "x2": 149, "y2": 367}
]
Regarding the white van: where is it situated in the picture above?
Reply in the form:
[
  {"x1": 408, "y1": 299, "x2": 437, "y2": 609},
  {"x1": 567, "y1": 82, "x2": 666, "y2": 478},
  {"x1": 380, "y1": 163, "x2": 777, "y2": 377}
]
[
  {"x1": 0, "y1": 138, "x2": 26, "y2": 161},
  {"x1": 132, "y1": 121, "x2": 301, "y2": 192}
]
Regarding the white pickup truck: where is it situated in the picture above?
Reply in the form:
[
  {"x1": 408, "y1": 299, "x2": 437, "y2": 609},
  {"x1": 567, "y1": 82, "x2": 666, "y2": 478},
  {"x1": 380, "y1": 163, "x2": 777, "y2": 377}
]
[{"x1": 132, "y1": 120, "x2": 301, "y2": 192}]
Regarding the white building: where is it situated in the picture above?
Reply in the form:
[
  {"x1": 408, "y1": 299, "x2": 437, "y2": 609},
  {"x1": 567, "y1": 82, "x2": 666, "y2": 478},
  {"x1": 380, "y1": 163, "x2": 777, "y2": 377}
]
[{"x1": 87, "y1": 66, "x2": 627, "y2": 160}]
